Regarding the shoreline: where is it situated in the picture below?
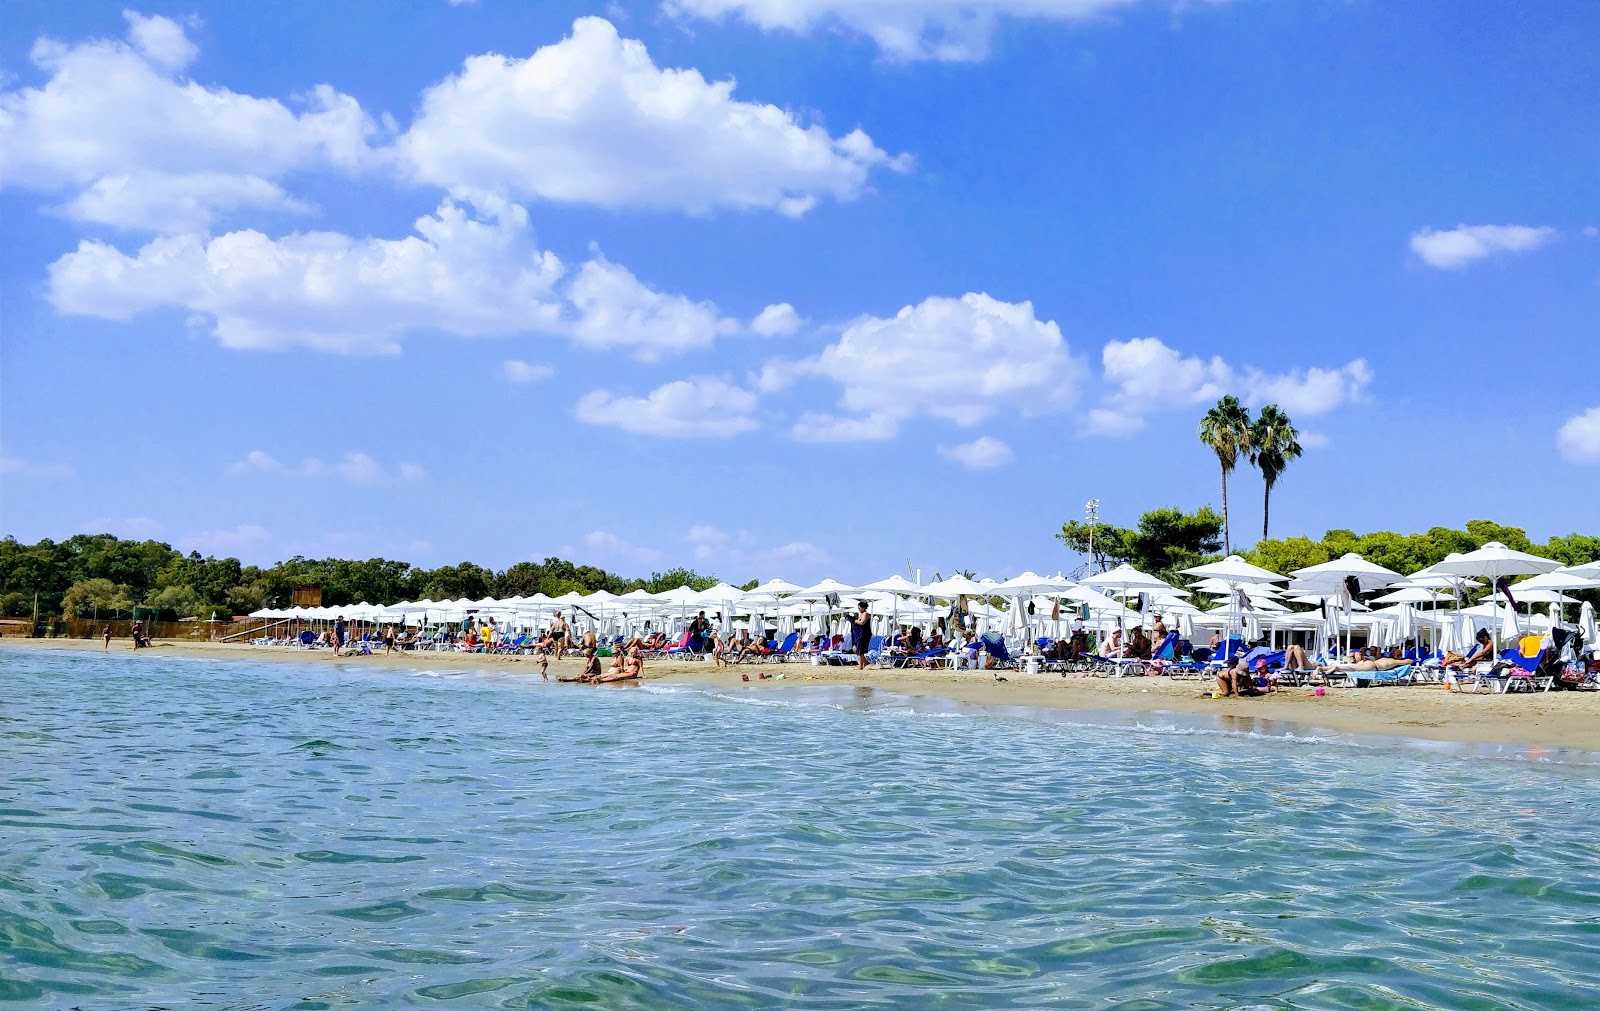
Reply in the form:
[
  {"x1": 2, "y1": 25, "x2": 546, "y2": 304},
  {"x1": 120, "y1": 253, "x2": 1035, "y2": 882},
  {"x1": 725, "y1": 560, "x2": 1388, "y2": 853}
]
[{"x1": 6, "y1": 637, "x2": 1600, "y2": 751}]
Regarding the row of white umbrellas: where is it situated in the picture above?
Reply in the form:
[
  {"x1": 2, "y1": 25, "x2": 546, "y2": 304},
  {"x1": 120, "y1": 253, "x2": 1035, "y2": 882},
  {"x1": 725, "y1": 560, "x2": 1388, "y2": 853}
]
[{"x1": 249, "y1": 543, "x2": 1597, "y2": 648}]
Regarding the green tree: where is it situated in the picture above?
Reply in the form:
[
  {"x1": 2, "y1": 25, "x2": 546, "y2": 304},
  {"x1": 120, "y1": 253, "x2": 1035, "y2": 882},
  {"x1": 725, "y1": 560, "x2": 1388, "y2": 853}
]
[
  {"x1": 1058, "y1": 506, "x2": 1222, "y2": 584},
  {"x1": 61, "y1": 578, "x2": 135, "y2": 617},
  {"x1": 1247, "y1": 536, "x2": 1329, "y2": 575},
  {"x1": 1198, "y1": 395, "x2": 1253, "y2": 555},
  {"x1": 645, "y1": 568, "x2": 719, "y2": 592},
  {"x1": 1248, "y1": 404, "x2": 1302, "y2": 540},
  {"x1": 146, "y1": 584, "x2": 203, "y2": 618}
]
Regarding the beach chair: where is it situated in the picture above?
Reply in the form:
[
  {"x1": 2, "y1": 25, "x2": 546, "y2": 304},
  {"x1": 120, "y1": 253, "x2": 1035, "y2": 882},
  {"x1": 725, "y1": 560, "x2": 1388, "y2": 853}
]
[
  {"x1": 1479, "y1": 648, "x2": 1552, "y2": 694},
  {"x1": 760, "y1": 632, "x2": 799, "y2": 663}
]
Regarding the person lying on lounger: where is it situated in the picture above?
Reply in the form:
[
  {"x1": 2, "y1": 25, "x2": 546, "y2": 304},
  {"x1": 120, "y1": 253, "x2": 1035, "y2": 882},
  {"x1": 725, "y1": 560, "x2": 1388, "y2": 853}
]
[{"x1": 1316, "y1": 650, "x2": 1412, "y2": 676}]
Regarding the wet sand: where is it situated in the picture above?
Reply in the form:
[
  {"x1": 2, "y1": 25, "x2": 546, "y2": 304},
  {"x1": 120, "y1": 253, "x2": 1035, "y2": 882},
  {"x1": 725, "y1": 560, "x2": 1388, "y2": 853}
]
[{"x1": 7, "y1": 637, "x2": 1599, "y2": 751}]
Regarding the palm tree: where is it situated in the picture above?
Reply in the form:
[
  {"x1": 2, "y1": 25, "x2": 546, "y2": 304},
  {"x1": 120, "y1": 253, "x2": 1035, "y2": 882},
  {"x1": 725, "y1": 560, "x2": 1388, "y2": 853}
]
[
  {"x1": 1249, "y1": 404, "x2": 1302, "y2": 540},
  {"x1": 1198, "y1": 395, "x2": 1252, "y2": 555}
]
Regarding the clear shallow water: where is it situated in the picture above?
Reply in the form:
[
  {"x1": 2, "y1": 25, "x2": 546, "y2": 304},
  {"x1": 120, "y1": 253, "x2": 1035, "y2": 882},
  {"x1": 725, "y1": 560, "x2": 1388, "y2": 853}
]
[{"x1": 4, "y1": 649, "x2": 1600, "y2": 1009}]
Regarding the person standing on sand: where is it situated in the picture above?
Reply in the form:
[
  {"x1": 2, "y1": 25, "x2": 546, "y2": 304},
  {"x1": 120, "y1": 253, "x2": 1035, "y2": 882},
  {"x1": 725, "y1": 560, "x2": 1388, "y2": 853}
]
[
  {"x1": 102, "y1": 625, "x2": 112, "y2": 651},
  {"x1": 334, "y1": 615, "x2": 348, "y2": 655},
  {"x1": 547, "y1": 611, "x2": 569, "y2": 659},
  {"x1": 852, "y1": 601, "x2": 873, "y2": 670}
]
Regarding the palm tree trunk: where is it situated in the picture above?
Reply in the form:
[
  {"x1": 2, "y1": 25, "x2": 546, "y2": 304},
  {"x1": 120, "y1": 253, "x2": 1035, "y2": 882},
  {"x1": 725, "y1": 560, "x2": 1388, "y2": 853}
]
[
  {"x1": 1220, "y1": 467, "x2": 1231, "y2": 555},
  {"x1": 1262, "y1": 480, "x2": 1272, "y2": 540}
]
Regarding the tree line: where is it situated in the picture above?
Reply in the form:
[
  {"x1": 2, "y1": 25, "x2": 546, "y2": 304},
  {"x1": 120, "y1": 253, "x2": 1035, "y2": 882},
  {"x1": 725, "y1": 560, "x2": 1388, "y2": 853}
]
[
  {"x1": 1059, "y1": 509, "x2": 1599, "y2": 605},
  {"x1": 0, "y1": 534, "x2": 729, "y2": 620}
]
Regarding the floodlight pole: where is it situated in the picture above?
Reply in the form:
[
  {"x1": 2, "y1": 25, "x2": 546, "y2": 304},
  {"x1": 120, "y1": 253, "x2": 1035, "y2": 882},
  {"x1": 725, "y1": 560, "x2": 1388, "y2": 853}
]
[{"x1": 1085, "y1": 499, "x2": 1101, "y2": 575}]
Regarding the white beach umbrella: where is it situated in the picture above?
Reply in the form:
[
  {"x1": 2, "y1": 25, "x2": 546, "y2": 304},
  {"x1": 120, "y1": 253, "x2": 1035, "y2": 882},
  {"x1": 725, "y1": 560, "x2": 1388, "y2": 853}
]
[
  {"x1": 1290, "y1": 552, "x2": 1402, "y2": 590},
  {"x1": 1085, "y1": 563, "x2": 1173, "y2": 592},
  {"x1": 857, "y1": 574, "x2": 927, "y2": 595},
  {"x1": 1579, "y1": 601, "x2": 1598, "y2": 647},
  {"x1": 1370, "y1": 586, "x2": 1450, "y2": 606},
  {"x1": 790, "y1": 578, "x2": 858, "y2": 599},
  {"x1": 994, "y1": 572, "x2": 1075, "y2": 594},
  {"x1": 921, "y1": 574, "x2": 989, "y2": 598},
  {"x1": 1182, "y1": 555, "x2": 1287, "y2": 585},
  {"x1": 1432, "y1": 542, "x2": 1561, "y2": 645},
  {"x1": 747, "y1": 578, "x2": 806, "y2": 597}
]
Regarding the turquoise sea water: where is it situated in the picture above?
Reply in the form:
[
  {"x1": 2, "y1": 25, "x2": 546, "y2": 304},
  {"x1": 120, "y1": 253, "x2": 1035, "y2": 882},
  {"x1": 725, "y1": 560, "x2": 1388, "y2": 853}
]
[{"x1": 3, "y1": 649, "x2": 1600, "y2": 1009}]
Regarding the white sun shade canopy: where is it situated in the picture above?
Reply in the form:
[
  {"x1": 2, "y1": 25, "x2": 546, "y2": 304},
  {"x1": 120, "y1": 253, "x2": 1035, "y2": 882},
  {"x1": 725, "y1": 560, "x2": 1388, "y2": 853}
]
[
  {"x1": 1512, "y1": 570, "x2": 1600, "y2": 593},
  {"x1": 1429, "y1": 542, "x2": 1563, "y2": 580},
  {"x1": 790, "y1": 578, "x2": 858, "y2": 598},
  {"x1": 1083, "y1": 564, "x2": 1173, "y2": 592},
  {"x1": 1289, "y1": 552, "x2": 1402, "y2": 590},
  {"x1": 857, "y1": 574, "x2": 928, "y2": 595},
  {"x1": 1181, "y1": 555, "x2": 1287, "y2": 584},
  {"x1": 920, "y1": 575, "x2": 990, "y2": 597},
  {"x1": 992, "y1": 571, "x2": 1075, "y2": 594}
]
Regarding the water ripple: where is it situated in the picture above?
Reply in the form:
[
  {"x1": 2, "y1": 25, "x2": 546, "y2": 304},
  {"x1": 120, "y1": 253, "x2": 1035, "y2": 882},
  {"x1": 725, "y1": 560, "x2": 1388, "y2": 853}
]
[{"x1": 3, "y1": 648, "x2": 1599, "y2": 1008}]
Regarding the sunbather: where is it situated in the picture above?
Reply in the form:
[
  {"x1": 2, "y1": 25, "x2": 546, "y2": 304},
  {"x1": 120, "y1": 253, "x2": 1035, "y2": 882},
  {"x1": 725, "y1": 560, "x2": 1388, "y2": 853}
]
[
  {"x1": 1215, "y1": 656, "x2": 1267, "y2": 697},
  {"x1": 1443, "y1": 630, "x2": 1494, "y2": 672},
  {"x1": 1283, "y1": 644, "x2": 1313, "y2": 670}
]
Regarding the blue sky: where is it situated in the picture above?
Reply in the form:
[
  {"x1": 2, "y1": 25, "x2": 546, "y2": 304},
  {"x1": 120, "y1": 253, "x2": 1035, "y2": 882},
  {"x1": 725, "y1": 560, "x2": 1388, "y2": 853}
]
[{"x1": 2, "y1": 0, "x2": 1597, "y2": 583}]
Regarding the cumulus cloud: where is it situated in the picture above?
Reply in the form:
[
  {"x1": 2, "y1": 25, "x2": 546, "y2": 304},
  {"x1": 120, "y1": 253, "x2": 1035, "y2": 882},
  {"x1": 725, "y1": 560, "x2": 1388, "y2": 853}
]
[
  {"x1": 0, "y1": 13, "x2": 382, "y2": 231},
  {"x1": 228, "y1": 449, "x2": 422, "y2": 482},
  {"x1": 574, "y1": 377, "x2": 759, "y2": 437},
  {"x1": 685, "y1": 523, "x2": 829, "y2": 574},
  {"x1": 1557, "y1": 407, "x2": 1600, "y2": 464},
  {"x1": 751, "y1": 302, "x2": 804, "y2": 336},
  {"x1": 50, "y1": 193, "x2": 766, "y2": 357},
  {"x1": 49, "y1": 197, "x2": 565, "y2": 353},
  {"x1": 180, "y1": 523, "x2": 269, "y2": 555},
  {"x1": 771, "y1": 293, "x2": 1083, "y2": 441},
  {"x1": 567, "y1": 256, "x2": 739, "y2": 356},
  {"x1": 399, "y1": 17, "x2": 907, "y2": 215},
  {"x1": 503, "y1": 359, "x2": 554, "y2": 382},
  {"x1": 0, "y1": 453, "x2": 76, "y2": 478},
  {"x1": 938, "y1": 435, "x2": 1014, "y2": 468},
  {"x1": 1087, "y1": 337, "x2": 1371, "y2": 436},
  {"x1": 583, "y1": 530, "x2": 666, "y2": 566},
  {"x1": 1410, "y1": 224, "x2": 1556, "y2": 269},
  {"x1": 667, "y1": 0, "x2": 1156, "y2": 62}
]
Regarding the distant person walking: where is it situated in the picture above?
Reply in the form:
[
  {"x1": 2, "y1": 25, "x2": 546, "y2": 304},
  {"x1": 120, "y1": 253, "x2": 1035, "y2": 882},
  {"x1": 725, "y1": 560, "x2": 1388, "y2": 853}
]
[
  {"x1": 102, "y1": 625, "x2": 112, "y2": 651},
  {"x1": 334, "y1": 615, "x2": 348, "y2": 654},
  {"x1": 852, "y1": 601, "x2": 873, "y2": 670}
]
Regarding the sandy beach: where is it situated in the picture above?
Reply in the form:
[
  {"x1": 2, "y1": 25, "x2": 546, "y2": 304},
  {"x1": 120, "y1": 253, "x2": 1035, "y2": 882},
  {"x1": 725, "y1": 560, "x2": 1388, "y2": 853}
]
[{"x1": 7, "y1": 637, "x2": 1598, "y2": 752}]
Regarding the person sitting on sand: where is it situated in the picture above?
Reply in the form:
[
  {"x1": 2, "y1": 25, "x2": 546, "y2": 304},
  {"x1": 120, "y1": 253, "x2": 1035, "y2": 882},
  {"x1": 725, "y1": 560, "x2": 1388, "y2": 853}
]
[
  {"x1": 559, "y1": 646, "x2": 602, "y2": 682},
  {"x1": 606, "y1": 648, "x2": 626, "y2": 680},
  {"x1": 1215, "y1": 656, "x2": 1267, "y2": 697}
]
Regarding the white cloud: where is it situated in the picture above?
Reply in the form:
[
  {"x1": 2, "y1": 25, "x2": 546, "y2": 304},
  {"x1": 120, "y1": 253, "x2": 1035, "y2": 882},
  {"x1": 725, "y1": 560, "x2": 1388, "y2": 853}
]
[
  {"x1": 227, "y1": 449, "x2": 421, "y2": 482},
  {"x1": 50, "y1": 197, "x2": 566, "y2": 354},
  {"x1": 50, "y1": 194, "x2": 758, "y2": 357},
  {"x1": 81, "y1": 515, "x2": 162, "y2": 538},
  {"x1": 938, "y1": 435, "x2": 1013, "y2": 468},
  {"x1": 398, "y1": 17, "x2": 907, "y2": 215},
  {"x1": 790, "y1": 411, "x2": 900, "y2": 442},
  {"x1": 1088, "y1": 337, "x2": 1371, "y2": 436},
  {"x1": 751, "y1": 302, "x2": 804, "y2": 336},
  {"x1": 776, "y1": 293, "x2": 1083, "y2": 441},
  {"x1": 60, "y1": 171, "x2": 312, "y2": 233},
  {"x1": 567, "y1": 256, "x2": 739, "y2": 356},
  {"x1": 1, "y1": 15, "x2": 381, "y2": 230},
  {"x1": 1557, "y1": 407, "x2": 1600, "y2": 464},
  {"x1": 122, "y1": 11, "x2": 199, "y2": 72},
  {"x1": 684, "y1": 523, "x2": 830, "y2": 574},
  {"x1": 667, "y1": 0, "x2": 1153, "y2": 62},
  {"x1": 0, "y1": 454, "x2": 76, "y2": 478},
  {"x1": 336, "y1": 452, "x2": 384, "y2": 483},
  {"x1": 180, "y1": 523, "x2": 269, "y2": 555},
  {"x1": 1298, "y1": 431, "x2": 1331, "y2": 450},
  {"x1": 583, "y1": 530, "x2": 666, "y2": 566},
  {"x1": 227, "y1": 449, "x2": 284, "y2": 473},
  {"x1": 504, "y1": 359, "x2": 553, "y2": 382},
  {"x1": 574, "y1": 377, "x2": 759, "y2": 437},
  {"x1": 1410, "y1": 224, "x2": 1556, "y2": 269}
]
